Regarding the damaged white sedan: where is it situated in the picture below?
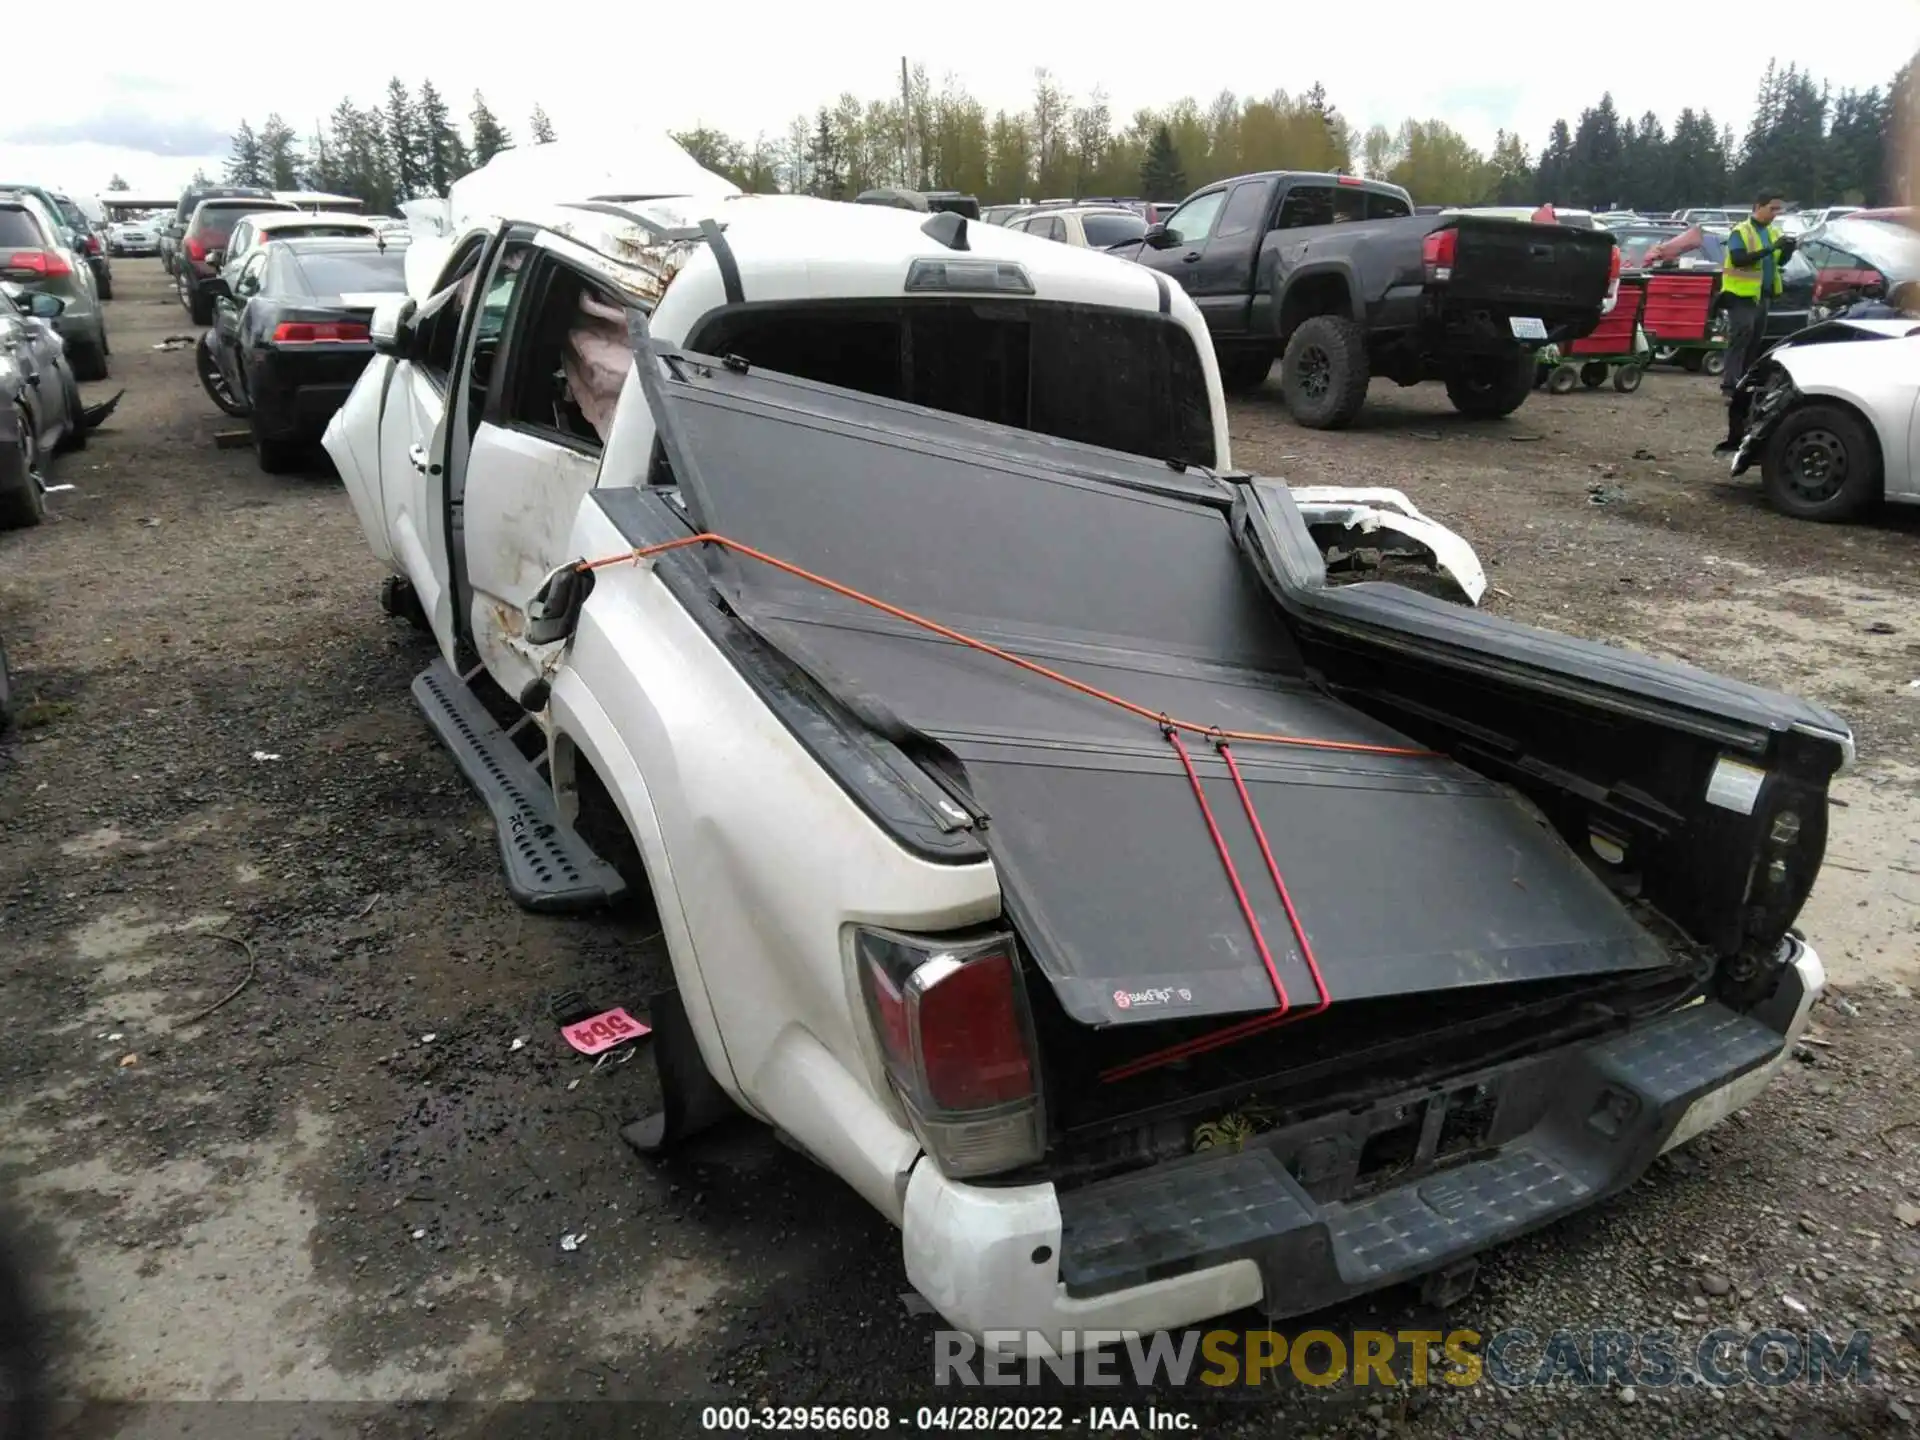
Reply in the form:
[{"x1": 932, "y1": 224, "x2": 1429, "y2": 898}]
[{"x1": 327, "y1": 183, "x2": 1845, "y2": 1354}]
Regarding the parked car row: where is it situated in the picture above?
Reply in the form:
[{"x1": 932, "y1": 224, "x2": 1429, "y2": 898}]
[{"x1": 0, "y1": 190, "x2": 111, "y2": 380}]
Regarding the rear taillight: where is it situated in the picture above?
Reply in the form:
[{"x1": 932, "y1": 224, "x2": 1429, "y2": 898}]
[
  {"x1": 854, "y1": 926, "x2": 1044, "y2": 1179},
  {"x1": 1422, "y1": 227, "x2": 1457, "y2": 283},
  {"x1": 83, "y1": 234, "x2": 101, "y2": 255},
  {"x1": 272, "y1": 321, "x2": 371, "y2": 344},
  {"x1": 185, "y1": 236, "x2": 206, "y2": 262},
  {"x1": 3, "y1": 249, "x2": 70, "y2": 278}
]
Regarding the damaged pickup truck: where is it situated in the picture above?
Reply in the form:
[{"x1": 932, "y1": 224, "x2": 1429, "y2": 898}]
[{"x1": 328, "y1": 192, "x2": 1850, "y2": 1351}]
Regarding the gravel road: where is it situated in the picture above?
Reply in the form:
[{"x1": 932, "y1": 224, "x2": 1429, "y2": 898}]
[{"x1": 1, "y1": 261, "x2": 1916, "y2": 1438}]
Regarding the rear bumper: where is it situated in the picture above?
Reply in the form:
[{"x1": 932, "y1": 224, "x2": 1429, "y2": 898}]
[
  {"x1": 903, "y1": 938, "x2": 1821, "y2": 1353},
  {"x1": 250, "y1": 355, "x2": 371, "y2": 442}
]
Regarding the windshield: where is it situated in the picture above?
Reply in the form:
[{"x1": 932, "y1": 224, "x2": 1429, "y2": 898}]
[
  {"x1": 1081, "y1": 212, "x2": 1147, "y2": 247},
  {"x1": 194, "y1": 204, "x2": 289, "y2": 243},
  {"x1": 1612, "y1": 229, "x2": 1681, "y2": 265},
  {"x1": 1817, "y1": 219, "x2": 1920, "y2": 280},
  {"x1": 291, "y1": 251, "x2": 407, "y2": 296},
  {"x1": 0, "y1": 208, "x2": 46, "y2": 247}
]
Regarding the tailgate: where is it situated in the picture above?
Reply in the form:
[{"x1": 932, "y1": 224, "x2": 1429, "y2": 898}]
[{"x1": 1443, "y1": 217, "x2": 1616, "y2": 313}]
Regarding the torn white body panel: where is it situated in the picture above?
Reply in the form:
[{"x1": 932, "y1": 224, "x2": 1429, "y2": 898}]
[{"x1": 1288, "y1": 486, "x2": 1488, "y2": 604}]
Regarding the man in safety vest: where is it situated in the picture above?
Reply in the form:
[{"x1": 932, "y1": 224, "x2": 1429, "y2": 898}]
[{"x1": 1714, "y1": 190, "x2": 1797, "y2": 455}]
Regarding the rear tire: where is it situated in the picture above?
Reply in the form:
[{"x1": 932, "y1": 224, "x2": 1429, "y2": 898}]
[
  {"x1": 179, "y1": 269, "x2": 212, "y2": 325},
  {"x1": 68, "y1": 332, "x2": 109, "y2": 383},
  {"x1": 1679, "y1": 351, "x2": 1705, "y2": 373},
  {"x1": 1279, "y1": 316, "x2": 1370, "y2": 429},
  {"x1": 1760, "y1": 403, "x2": 1880, "y2": 522},
  {"x1": 196, "y1": 336, "x2": 249, "y2": 417},
  {"x1": 1545, "y1": 363, "x2": 1579, "y2": 394},
  {"x1": 1444, "y1": 348, "x2": 1536, "y2": 419},
  {"x1": 1702, "y1": 349, "x2": 1725, "y2": 377},
  {"x1": 97, "y1": 270, "x2": 113, "y2": 301},
  {"x1": 0, "y1": 410, "x2": 45, "y2": 530},
  {"x1": 1217, "y1": 349, "x2": 1273, "y2": 393},
  {"x1": 1580, "y1": 362, "x2": 1609, "y2": 389},
  {"x1": 1612, "y1": 364, "x2": 1643, "y2": 394},
  {"x1": 251, "y1": 418, "x2": 302, "y2": 475}
]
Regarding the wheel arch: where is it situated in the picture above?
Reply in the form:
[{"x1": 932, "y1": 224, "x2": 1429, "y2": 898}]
[
  {"x1": 1276, "y1": 263, "x2": 1361, "y2": 340},
  {"x1": 545, "y1": 674, "x2": 752, "y2": 1110}
]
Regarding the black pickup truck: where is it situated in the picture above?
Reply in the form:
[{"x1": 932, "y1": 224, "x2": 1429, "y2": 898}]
[{"x1": 1111, "y1": 171, "x2": 1621, "y2": 428}]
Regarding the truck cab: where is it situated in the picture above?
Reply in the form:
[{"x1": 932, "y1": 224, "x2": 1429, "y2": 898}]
[{"x1": 327, "y1": 195, "x2": 1229, "y2": 707}]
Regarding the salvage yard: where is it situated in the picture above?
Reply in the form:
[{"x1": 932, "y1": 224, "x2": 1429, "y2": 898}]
[{"x1": 3, "y1": 260, "x2": 1919, "y2": 1437}]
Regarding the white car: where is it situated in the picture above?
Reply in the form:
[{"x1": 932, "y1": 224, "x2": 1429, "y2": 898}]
[
  {"x1": 216, "y1": 210, "x2": 383, "y2": 272},
  {"x1": 106, "y1": 217, "x2": 160, "y2": 256},
  {"x1": 326, "y1": 186, "x2": 1844, "y2": 1354},
  {"x1": 1731, "y1": 316, "x2": 1920, "y2": 520},
  {"x1": 1005, "y1": 205, "x2": 1148, "y2": 251}
]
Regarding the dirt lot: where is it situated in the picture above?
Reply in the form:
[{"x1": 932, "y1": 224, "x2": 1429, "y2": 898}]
[{"x1": 2, "y1": 261, "x2": 1918, "y2": 1437}]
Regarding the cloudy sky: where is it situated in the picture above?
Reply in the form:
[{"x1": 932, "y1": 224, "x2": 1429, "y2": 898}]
[{"x1": 5, "y1": 2, "x2": 1917, "y2": 197}]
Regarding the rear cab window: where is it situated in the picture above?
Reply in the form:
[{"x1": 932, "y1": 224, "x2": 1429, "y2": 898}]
[
  {"x1": 1081, "y1": 213, "x2": 1146, "y2": 248},
  {"x1": 1273, "y1": 183, "x2": 1364, "y2": 229}
]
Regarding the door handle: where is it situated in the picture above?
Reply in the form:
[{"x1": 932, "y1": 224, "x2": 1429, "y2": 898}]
[
  {"x1": 408, "y1": 442, "x2": 440, "y2": 477},
  {"x1": 1181, "y1": 251, "x2": 1202, "y2": 262}
]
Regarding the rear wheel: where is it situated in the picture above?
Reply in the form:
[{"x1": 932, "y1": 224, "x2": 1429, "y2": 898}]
[
  {"x1": 1761, "y1": 403, "x2": 1880, "y2": 522},
  {"x1": 1612, "y1": 364, "x2": 1643, "y2": 394},
  {"x1": 196, "y1": 336, "x2": 248, "y2": 417},
  {"x1": 1217, "y1": 349, "x2": 1273, "y2": 393},
  {"x1": 96, "y1": 269, "x2": 113, "y2": 301},
  {"x1": 1679, "y1": 351, "x2": 1706, "y2": 373},
  {"x1": 1279, "y1": 316, "x2": 1370, "y2": 429},
  {"x1": 1579, "y1": 362, "x2": 1609, "y2": 389},
  {"x1": 178, "y1": 269, "x2": 212, "y2": 325},
  {"x1": 1545, "y1": 363, "x2": 1580, "y2": 395},
  {"x1": 68, "y1": 330, "x2": 109, "y2": 383},
  {"x1": 1444, "y1": 348, "x2": 1536, "y2": 419},
  {"x1": 0, "y1": 409, "x2": 45, "y2": 530},
  {"x1": 251, "y1": 417, "x2": 302, "y2": 475},
  {"x1": 1702, "y1": 349, "x2": 1725, "y2": 377}
]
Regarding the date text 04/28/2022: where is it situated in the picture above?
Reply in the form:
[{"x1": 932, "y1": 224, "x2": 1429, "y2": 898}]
[{"x1": 700, "y1": 1405, "x2": 1195, "y2": 1431}]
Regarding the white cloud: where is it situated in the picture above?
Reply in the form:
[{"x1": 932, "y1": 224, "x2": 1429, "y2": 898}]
[{"x1": 7, "y1": 0, "x2": 1915, "y2": 196}]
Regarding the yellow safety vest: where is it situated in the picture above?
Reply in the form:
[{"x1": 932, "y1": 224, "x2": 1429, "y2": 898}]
[{"x1": 1722, "y1": 218, "x2": 1784, "y2": 300}]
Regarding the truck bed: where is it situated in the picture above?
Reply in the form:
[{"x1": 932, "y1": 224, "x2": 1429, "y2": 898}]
[{"x1": 611, "y1": 348, "x2": 1846, "y2": 1055}]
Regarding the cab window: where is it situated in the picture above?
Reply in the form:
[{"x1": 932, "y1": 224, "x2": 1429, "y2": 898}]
[{"x1": 1162, "y1": 190, "x2": 1226, "y2": 245}]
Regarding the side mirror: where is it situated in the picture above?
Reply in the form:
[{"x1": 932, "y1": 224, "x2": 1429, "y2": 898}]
[
  {"x1": 1143, "y1": 224, "x2": 1175, "y2": 249},
  {"x1": 27, "y1": 292, "x2": 65, "y2": 319},
  {"x1": 526, "y1": 562, "x2": 596, "y2": 646},
  {"x1": 369, "y1": 295, "x2": 417, "y2": 358}
]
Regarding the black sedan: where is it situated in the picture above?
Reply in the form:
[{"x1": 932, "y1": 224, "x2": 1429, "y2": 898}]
[
  {"x1": 1, "y1": 283, "x2": 118, "y2": 529},
  {"x1": 196, "y1": 236, "x2": 407, "y2": 473}
]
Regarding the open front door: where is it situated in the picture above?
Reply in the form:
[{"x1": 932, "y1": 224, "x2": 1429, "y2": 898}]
[{"x1": 375, "y1": 234, "x2": 494, "y2": 667}]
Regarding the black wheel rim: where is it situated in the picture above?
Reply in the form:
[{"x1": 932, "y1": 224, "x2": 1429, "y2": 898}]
[
  {"x1": 1781, "y1": 429, "x2": 1848, "y2": 503},
  {"x1": 1295, "y1": 345, "x2": 1331, "y2": 401}
]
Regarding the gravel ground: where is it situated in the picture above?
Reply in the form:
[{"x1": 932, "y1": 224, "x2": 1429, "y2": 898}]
[{"x1": 1, "y1": 262, "x2": 1917, "y2": 1438}]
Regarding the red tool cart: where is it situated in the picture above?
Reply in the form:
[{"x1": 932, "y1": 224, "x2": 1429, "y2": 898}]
[
  {"x1": 1539, "y1": 272, "x2": 1651, "y2": 393},
  {"x1": 1642, "y1": 271, "x2": 1726, "y2": 375}
]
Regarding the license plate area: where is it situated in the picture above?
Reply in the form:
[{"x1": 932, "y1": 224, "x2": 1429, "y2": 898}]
[{"x1": 1510, "y1": 315, "x2": 1549, "y2": 340}]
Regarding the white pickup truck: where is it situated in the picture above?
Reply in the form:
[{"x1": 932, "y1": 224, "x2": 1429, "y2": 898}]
[{"x1": 327, "y1": 190, "x2": 1847, "y2": 1353}]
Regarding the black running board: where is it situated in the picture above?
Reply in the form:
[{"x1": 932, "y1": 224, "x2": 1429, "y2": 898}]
[{"x1": 411, "y1": 660, "x2": 628, "y2": 913}]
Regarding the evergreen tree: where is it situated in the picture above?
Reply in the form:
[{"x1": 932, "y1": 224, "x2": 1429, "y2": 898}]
[
  {"x1": 1139, "y1": 122, "x2": 1184, "y2": 199},
  {"x1": 225, "y1": 121, "x2": 265, "y2": 186},
  {"x1": 1536, "y1": 119, "x2": 1574, "y2": 201},
  {"x1": 1485, "y1": 130, "x2": 1532, "y2": 204},
  {"x1": 106, "y1": 174, "x2": 130, "y2": 191},
  {"x1": 529, "y1": 105, "x2": 556, "y2": 145},
  {"x1": 470, "y1": 92, "x2": 512, "y2": 166},
  {"x1": 189, "y1": 166, "x2": 213, "y2": 189},
  {"x1": 259, "y1": 114, "x2": 302, "y2": 190},
  {"x1": 1669, "y1": 109, "x2": 1729, "y2": 210},
  {"x1": 416, "y1": 81, "x2": 469, "y2": 193},
  {"x1": 1567, "y1": 93, "x2": 1624, "y2": 205},
  {"x1": 807, "y1": 108, "x2": 843, "y2": 198},
  {"x1": 384, "y1": 79, "x2": 421, "y2": 199}
]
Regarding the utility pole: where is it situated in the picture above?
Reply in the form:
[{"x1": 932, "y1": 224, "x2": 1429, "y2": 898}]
[{"x1": 900, "y1": 56, "x2": 911, "y2": 188}]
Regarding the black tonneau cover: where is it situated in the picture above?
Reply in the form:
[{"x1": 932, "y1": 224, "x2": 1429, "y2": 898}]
[{"x1": 646, "y1": 354, "x2": 1668, "y2": 1029}]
